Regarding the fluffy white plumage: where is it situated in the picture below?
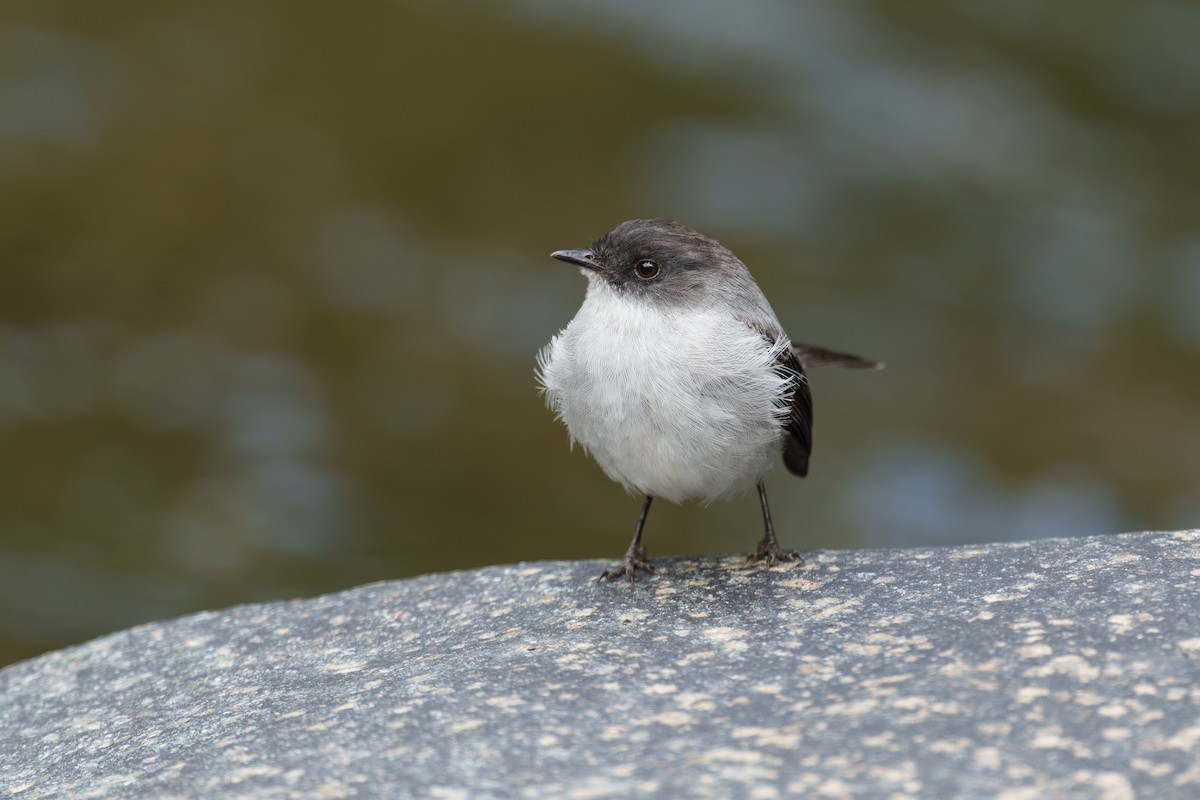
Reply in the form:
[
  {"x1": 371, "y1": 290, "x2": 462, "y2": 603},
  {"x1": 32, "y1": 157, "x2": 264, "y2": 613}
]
[{"x1": 537, "y1": 278, "x2": 794, "y2": 504}]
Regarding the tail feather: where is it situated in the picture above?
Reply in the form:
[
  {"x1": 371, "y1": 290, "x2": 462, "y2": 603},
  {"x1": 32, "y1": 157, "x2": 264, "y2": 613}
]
[{"x1": 792, "y1": 344, "x2": 883, "y2": 370}]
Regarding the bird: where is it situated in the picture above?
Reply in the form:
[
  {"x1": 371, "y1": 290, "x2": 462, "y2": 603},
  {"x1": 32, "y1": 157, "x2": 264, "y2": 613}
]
[{"x1": 536, "y1": 219, "x2": 880, "y2": 582}]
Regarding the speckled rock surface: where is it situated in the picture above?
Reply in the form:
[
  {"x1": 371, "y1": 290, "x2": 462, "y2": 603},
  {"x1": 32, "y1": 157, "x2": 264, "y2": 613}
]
[{"x1": 3, "y1": 532, "x2": 1200, "y2": 799}]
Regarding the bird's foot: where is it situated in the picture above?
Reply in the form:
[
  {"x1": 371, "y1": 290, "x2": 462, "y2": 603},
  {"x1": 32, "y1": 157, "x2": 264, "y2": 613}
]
[
  {"x1": 747, "y1": 538, "x2": 803, "y2": 567},
  {"x1": 599, "y1": 545, "x2": 660, "y2": 584}
]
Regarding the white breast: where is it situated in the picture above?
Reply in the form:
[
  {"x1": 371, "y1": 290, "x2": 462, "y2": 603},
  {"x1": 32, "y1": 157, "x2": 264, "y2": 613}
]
[{"x1": 537, "y1": 281, "x2": 794, "y2": 504}]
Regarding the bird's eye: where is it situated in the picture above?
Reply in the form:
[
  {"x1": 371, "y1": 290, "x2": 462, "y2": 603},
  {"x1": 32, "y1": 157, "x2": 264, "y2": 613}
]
[{"x1": 634, "y1": 259, "x2": 660, "y2": 280}]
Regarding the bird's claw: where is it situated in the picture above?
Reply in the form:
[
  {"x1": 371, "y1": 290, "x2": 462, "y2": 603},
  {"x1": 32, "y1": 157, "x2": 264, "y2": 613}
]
[
  {"x1": 599, "y1": 546, "x2": 660, "y2": 584},
  {"x1": 747, "y1": 540, "x2": 803, "y2": 567}
]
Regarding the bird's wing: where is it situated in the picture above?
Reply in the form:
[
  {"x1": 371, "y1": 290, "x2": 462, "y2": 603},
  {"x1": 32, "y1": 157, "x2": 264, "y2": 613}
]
[
  {"x1": 792, "y1": 343, "x2": 883, "y2": 370},
  {"x1": 741, "y1": 320, "x2": 813, "y2": 478},
  {"x1": 776, "y1": 344, "x2": 812, "y2": 477}
]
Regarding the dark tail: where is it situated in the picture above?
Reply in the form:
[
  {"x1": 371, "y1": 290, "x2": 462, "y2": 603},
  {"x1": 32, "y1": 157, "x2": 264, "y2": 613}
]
[{"x1": 792, "y1": 344, "x2": 884, "y2": 370}]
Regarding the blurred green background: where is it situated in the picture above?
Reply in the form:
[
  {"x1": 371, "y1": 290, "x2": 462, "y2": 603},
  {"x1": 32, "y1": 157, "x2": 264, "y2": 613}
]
[{"x1": 1, "y1": 1, "x2": 1198, "y2": 666}]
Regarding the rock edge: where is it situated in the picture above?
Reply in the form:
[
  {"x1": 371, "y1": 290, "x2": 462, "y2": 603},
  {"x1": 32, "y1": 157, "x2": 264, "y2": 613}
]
[{"x1": 3, "y1": 532, "x2": 1200, "y2": 798}]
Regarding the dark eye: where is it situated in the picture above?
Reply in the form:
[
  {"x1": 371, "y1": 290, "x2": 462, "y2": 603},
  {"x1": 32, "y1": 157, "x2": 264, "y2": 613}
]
[{"x1": 634, "y1": 259, "x2": 660, "y2": 280}]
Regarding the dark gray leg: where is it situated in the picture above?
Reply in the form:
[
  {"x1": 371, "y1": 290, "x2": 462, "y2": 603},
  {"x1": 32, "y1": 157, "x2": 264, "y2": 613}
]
[
  {"x1": 600, "y1": 495, "x2": 660, "y2": 583},
  {"x1": 748, "y1": 479, "x2": 802, "y2": 565}
]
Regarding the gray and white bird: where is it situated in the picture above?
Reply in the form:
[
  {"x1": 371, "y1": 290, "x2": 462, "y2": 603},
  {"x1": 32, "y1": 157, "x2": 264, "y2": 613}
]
[{"x1": 537, "y1": 219, "x2": 879, "y2": 582}]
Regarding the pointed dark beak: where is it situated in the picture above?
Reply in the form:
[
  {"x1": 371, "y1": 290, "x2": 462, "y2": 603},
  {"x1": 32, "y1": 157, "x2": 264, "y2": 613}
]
[{"x1": 551, "y1": 248, "x2": 603, "y2": 271}]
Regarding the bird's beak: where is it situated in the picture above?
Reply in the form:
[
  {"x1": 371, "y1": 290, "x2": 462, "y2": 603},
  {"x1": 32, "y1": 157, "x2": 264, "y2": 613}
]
[{"x1": 551, "y1": 249, "x2": 604, "y2": 272}]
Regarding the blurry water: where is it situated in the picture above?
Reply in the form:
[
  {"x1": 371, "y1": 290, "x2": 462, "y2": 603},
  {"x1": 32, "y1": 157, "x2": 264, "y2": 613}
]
[{"x1": 1, "y1": 0, "x2": 1197, "y2": 665}]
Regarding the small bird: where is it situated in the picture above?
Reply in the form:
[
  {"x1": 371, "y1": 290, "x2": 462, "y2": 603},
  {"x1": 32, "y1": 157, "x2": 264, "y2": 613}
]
[{"x1": 537, "y1": 219, "x2": 879, "y2": 582}]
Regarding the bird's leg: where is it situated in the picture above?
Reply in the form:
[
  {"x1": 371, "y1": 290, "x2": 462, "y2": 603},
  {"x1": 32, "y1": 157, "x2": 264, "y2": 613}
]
[
  {"x1": 748, "y1": 479, "x2": 802, "y2": 566},
  {"x1": 600, "y1": 495, "x2": 660, "y2": 583}
]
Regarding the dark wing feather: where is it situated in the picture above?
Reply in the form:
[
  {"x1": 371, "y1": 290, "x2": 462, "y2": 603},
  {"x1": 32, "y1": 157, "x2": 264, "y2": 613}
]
[
  {"x1": 742, "y1": 320, "x2": 812, "y2": 477},
  {"x1": 775, "y1": 345, "x2": 812, "y2": 477}
]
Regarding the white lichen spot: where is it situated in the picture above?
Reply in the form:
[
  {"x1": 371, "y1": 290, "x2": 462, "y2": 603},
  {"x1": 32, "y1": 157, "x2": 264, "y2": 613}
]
[
  {"x1": 182, "y1": 636, "x2": 215, "y2": 649},
  {"x1": 1173, "y1": 759, "x2": 1200, "y2": 785},
  {"x1": 778, "y1": 577, "x2": 823, "y2": 590},
  {"x1": 700, "y1": 748, "x2": 766, "y2": 765},
  {"x1": 702, "y1": 627, "x2": 745, "y2": 642},
  {"x1": 676, "y1": 651, "x2": 717, "y2": 667},
  {"x1": 889, "y1": 696, "x2": 928, "y2": 711},
  {"x1": 993, "y1": 786, "x2": 1041, "y2": 800},
  {"x1": 324, "y1": 662, "x2": 366, "y2": 675},
  {"x1": 810, "y1": 598, "x2": 862, "y2": 619},
  {"x1": 1097, "y1": 704, "x2": 1128, "y2": 718},
  {"x1": 1016, "y1": 644, "x2": 1053, "y2": 659},
  {"x1": 815, "y1": 777, "x2": 854, "y2": 797},
  {"x1": 1030, "y1": 727, "x2": 1094, "y2": 758},
  {"x1": 733, "y1": 726, "x2": 801, "y2": 749},
  {"x1": 1166, "y1": 725, "x2": 1200, "y2": 751},
  {"x1": 1090, "y1": 771, "x2": 1135, "y2": 800},
  {"x1": 641, "y1": 711, "x2": 694, "y2": 727},
  {"x1": 231, "y1": 766, "x2": 285, "y2": 780},
  {"x1": 1026, "y1": 655, "x2": 1100, "y2": 681},
  {"x1": 428, "y1": 788, "x2": 469, "y2": 800},
  {"x1": 484, "y1": 695, "x2": 524, "y2": 711},
  {"x1": 676, "y1": 692, "x2": 717, "y2": 712},
  {"x1": 599, "y1": 725, "x2": 626, "y2": 741},
  {"x1": 974, "y1": 747, "x2": 1002, "y2": 769}
]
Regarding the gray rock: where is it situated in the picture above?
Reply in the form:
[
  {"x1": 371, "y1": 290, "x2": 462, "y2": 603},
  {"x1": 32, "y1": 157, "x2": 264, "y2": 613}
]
[{"x1": 3, "y1": 532, "x2": 1200, "y2": 798}]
